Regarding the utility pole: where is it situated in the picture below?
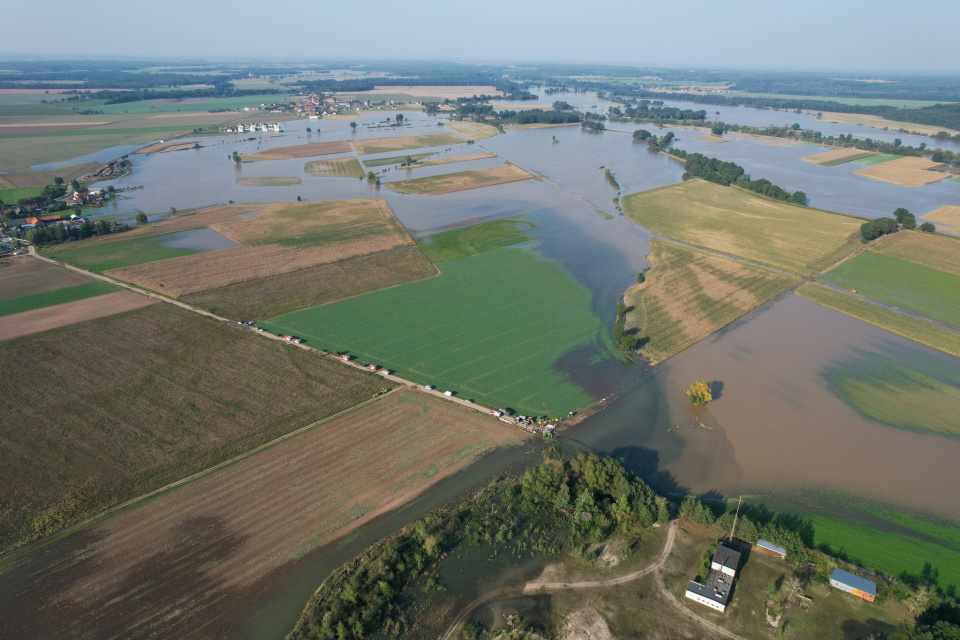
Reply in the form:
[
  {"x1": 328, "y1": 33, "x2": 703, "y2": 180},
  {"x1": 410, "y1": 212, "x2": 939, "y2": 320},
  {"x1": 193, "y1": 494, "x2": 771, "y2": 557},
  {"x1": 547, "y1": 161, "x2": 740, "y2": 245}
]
[{"x1": 729, "y1": 496, "x2": 742, "y2": 542}]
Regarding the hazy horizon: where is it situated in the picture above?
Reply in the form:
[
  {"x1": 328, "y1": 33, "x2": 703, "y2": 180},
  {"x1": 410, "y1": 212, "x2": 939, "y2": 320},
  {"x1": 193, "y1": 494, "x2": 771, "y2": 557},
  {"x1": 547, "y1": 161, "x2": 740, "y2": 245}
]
[{"x1": 2, "y1": 0, "x2": 958, "y2": 74}]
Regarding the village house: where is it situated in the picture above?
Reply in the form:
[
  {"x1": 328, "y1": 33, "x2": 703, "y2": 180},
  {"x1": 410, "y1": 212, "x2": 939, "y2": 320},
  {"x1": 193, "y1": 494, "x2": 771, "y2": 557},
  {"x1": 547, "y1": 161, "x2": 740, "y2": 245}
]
[
  {"x1": 684, "y1": 543, "x2": 742, "y2": 613},
  {"x1": 830, "y1": 568, "x2": 877, "y2": 602}
]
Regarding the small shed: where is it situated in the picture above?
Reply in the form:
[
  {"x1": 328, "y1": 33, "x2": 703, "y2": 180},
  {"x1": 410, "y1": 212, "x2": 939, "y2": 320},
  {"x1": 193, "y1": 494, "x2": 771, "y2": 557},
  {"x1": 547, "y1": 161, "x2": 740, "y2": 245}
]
[
  {"x1": 830, "y1": 568, "x2": 876, "y2": 602},
  {"x1": 755, "y1": 539, "x2": 787, "y2": 560}
]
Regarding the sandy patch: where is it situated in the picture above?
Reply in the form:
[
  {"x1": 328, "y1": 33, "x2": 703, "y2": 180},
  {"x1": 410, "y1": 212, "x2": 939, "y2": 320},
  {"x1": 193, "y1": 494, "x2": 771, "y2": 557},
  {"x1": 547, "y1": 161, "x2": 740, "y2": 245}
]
[
  {"x1": 696, "y1": 135, "x2": 728, "y2": 143},
  {"x1": 563, "y1": 609, "x2": 613, "y2": 640},
  {"x1": 854, "y1": 156, "x2": 950, "y2": 187},
  {"x1": 0, "y1": 291, "x2": 156, "y2": 341}
]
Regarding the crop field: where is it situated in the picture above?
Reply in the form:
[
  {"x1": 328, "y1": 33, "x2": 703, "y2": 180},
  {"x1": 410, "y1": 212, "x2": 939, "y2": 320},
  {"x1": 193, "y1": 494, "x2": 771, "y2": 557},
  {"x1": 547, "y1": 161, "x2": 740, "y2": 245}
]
[
  {"x1": 262, "y1": 247, "x2": 610, "y2": 416},
  {"x1": 93, "y1": 94, "x2": 292, "y2": 115},
  {"x1": 350, "y1": 132, "x2": 465, "y2": 156},
  {"x1": 182, "y1": 246, "x2": 438, "y2": 319},
  {"x1": 801, "y1": 148, "x2": 878, "y2": 166},
  {"x1": 55, "y1": 200, "x2": 413, "y2": 297},
  {"x1": 303, "y1": 156, "x2": 365, "y2": 177},
  {"x1": 0, "y1": 388, "x2": 522, "y2": 639},
  {"x1": 0, "y1": 303, "x2": 388, "y2": 555},
  {"x1": 921, "y1": 205, "x2": 960, "y2": 232},
  {"x1": 1, "y1": 281, "x2": 119, "y2": 317},
  {"x1": 828, "y1": 353, "x2": 960, "y2": 438},
  {"x1": 417, "y1": 215, "x2": 537, "y2": 263},
  {"x1": 872, "y1": 229, "x2": 960, "y2": 276},
  {"x1": 850, "y1": 152, "x2": 901, "y2": 166},
  {"x1": 443, "y1": 121, "x2": 502, "y2": 140},
  {"x1": 47, "y1": 235, "x2": 198, "y2": 273},
  {"x1": 695, "y1": 134, "x2": 727, "y2": 143},
  {"x1": 621, "y1": 180, "x2": 863, "y2": 275},
  {"x1": 854, "y1": 156, "x2": 951, "y2": 187},
  {"x1": 240, "y1": 140, "x2": 351, "y2": 161},
  {"x1": 384, "y1": 164, "x2": 534, "y2": 195},
  {"x1": 136, "y1": 141, "x2": 199, "y2": 154},
  {"x1": 410, "y1": 152, "x2": 498, "y2": 167},
  {"x1": 235, "y1": 176, "x2": 302, "y2": 186},
  {"x1": 624, "y1": 239, "x2": 799, "y2": 365},
  {"x1": 0, "y1": 256, "x2": 93, "y2": 298},
  {"x1": 811, "y1": 110, "x2": 960, "y2": 137},
  {"x1": 360, "y1": 152, "x2": 435, "y2": 168},
  {"x1": 0, "y1": 291, "x2": 157, "y2": 342},
  {"x1": 821, "y1": 240, "x2": 960, "y2": 326},
  {"x1": 796, "y1": 283, "x2": 960, "y2": 358}
]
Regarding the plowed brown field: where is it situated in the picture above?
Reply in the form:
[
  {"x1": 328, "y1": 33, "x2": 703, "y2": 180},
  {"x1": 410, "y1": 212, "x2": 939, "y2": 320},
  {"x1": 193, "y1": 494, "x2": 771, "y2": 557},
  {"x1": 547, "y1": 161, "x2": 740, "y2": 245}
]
[
  {"x1": 241, "y1": 140, "x2": 352, "y2": 161},
  {"x1": 0, "y1": 389, "x2": 525, "y2": 639}
]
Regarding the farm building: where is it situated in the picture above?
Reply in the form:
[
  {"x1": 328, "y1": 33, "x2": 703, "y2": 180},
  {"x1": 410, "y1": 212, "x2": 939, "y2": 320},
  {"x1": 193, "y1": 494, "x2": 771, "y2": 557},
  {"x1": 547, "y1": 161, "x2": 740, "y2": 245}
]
[
  {"x1": 755, "y1": 539, "x2": 787, "y2": 560},
  {"x1": 684, "y1": 543, "x2": 741, "y2": 613},
  {"x1": 830, "y1": 568, "x2": 877, "y2": 602}
]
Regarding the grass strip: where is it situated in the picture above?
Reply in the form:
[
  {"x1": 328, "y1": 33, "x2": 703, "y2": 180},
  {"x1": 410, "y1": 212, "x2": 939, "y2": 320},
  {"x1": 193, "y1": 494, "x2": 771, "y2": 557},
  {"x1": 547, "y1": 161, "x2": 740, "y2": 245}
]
[{"x1": 1, "y1": 281, "x2": 119, "y2": 317}]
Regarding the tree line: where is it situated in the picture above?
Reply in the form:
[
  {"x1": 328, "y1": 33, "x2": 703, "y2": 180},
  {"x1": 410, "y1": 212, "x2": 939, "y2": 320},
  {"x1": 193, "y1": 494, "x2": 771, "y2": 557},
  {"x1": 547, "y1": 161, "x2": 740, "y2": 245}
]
[
  {"x1": 860, "y1": 208, "x2": 934, "y2": 241},
  {"x1": 668, "y1": 150, "x2": 807, "y2": 205}
]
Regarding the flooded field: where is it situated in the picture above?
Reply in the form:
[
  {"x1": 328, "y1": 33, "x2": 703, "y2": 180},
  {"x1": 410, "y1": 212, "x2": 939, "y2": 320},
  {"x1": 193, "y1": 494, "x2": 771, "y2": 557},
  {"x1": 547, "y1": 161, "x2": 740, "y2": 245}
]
[{"x1": 37, "y1": 98, "x2": 959, "y2": 637}]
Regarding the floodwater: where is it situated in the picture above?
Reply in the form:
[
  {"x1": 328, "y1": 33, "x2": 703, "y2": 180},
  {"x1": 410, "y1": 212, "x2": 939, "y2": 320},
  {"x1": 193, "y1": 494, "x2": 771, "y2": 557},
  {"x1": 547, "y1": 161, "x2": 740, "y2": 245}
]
[
  {"x1": 60, "y1": 105, "x2": 960, "y2": 637},
  {"x1": 154, "y1": 227, "x2": 239, "y2": 252},
  {"x1": 30, "y1": 144, "x2": 144, "y2": 170}
]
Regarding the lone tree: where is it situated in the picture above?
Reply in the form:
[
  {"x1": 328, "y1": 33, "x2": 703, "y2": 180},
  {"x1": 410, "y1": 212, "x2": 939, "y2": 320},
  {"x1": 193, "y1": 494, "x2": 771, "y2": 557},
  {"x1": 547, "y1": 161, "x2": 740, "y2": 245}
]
[
  {"x1": 686, "y1": 381, "x2": 712, "y2": 407},
  {"x1": 395, "y1": 113, "x2": 404, "y2": 124},
  {"x1": 135, "y1": 211, "x2": 148, "y2": 225},
  {"x1": 232, "y1": 151, "x2": 241, "y2": 164},
  {"x1": 350, "y1": 121, "x2": 357, "y2": 131}
]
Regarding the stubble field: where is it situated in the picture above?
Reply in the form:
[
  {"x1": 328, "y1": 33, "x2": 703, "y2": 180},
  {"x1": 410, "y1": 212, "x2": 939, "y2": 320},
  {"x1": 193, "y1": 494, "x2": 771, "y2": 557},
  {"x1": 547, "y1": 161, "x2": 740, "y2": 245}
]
[
  {"x1": 624, "y1": 239, "x2": 800, "y2": 365},
  {"x1": 384, "y1": 164, "x2": 534, "y2": 195},
  {"x1": 854, "y1": 156, "x2": 951, "y2": 187},
  {"x1": 240, "y1": 140, "x2": 351, "y2": 161},
  {"x1": 0, "y1": 389, "x2": 525, "y2": 639},
  {"x1": 304, "y1": 156, "x2": 365, "y2": 177},
  {"x1": 443, "y1": 122, "x2": 502, "y2": 140},
  {"x1": 0, "y1": 303, "x2": 388, "y2": 554},
  {"x1": 350, "y1": 132, "x2": 465, "y2": 155},
  {"x1": 801, "y1": 148, "x2": 879, "y2": 166},
  {"x1": 621, "y1": 179, "x2": 863, "y2": 275}
]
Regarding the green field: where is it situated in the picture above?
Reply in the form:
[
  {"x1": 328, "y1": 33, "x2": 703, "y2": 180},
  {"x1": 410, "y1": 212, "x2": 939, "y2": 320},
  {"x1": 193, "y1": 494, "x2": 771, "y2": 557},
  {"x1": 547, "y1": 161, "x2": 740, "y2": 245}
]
[
  {"x1": 181, "y1": 246, "x2": 437, "y2": 319},
  {"x1": 796, "y1": 283, "x2": 960, "y2": 358},
  {"x1": 852, "y1": 153, "x2": 902, "y2": 166},
  {"x1": 827, "y1": 352, "x2": 960, "y2": 438},
  {"x1": 761, "y1": 494, "x2": 960, "y2": 591},
  {"x1": 625, "y1": 239, "x2": 800, "y2": 364},
  {"x1": 360, "y1": 152, "x2": 435, "y2": 168},
  {"x1": 821, "y1": 252, "x2": 960, "y2": 326},
  {"x1": 622, "y1": 180, "x2": 863, "y2": 275},
  {"x1": 0, "y1": 186, "x2": 45, "y2": 203},
  {"x1": 262, "y1": 247, "x2": 612, "y2": 415},
  {"x1": 2, "y1": 281, "x2": 119, "y2": 317},
  {"x1": 416, "y1": 215, "x2": 537, "y2": 263},
  {"x1": 48, "y1": 234, "x2": 199, "y2": 272}
]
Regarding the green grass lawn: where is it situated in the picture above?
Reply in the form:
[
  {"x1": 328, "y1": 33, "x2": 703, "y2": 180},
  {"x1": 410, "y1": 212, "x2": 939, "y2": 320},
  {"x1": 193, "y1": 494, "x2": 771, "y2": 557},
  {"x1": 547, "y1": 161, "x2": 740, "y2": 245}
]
[
  {"x1": 49, "y1": 235, "x2": 198, "y2": 272},
  {"x1": 621, "y1": 180, "x2": 862, "y2": 275},
  {"x1": 0, "y1": 186, "x2": 45, "y2": 203},
  {"x1": 416, "y1": 215, "x2": 537, "y2": 263},
  {"x1": 827, "y1": 353, "x2": 960, "y2": 438},
  {"x1": 2, "y1": 281, "x2": 119, "y2": 316},
  {"x1": 261, "y1": 247, "x2": 613, "y2": 416},
  {"x1": 821, "y1": 252, "x2": 960, "y2": 326},
  {"x1": 796, "y1": 283, "x2": 960, "y2": 358}
]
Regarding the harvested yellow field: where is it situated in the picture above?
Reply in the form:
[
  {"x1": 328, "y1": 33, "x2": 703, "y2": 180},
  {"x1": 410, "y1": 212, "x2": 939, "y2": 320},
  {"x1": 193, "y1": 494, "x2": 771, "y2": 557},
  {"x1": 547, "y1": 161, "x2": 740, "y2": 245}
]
[
  {"x1": 624, "y1": 239, "x2": 799, "y2": 365},
  {"x1": 240, "y1": 141, "x2": 351, "y2": 161},
  {"x1": 236, "y1": 176, "x2": 302, "y2": 186},
  {"x1": 802, "y1": 147, "x2": 877, "y2": 165},
  {"x1": 622, "y1": 180, "x2": 863, "y2": 275},
  {"x1": 855, "y1": 156, "x2": 951, "y2": 187},
  {"x1": 504, "y1": 122, "x2": 580, "y2": 130},
  {"x1": 410, "y1": 152, "x2": 497, "y2": 167},
  {"x1": 303, "y1": 156, "x2": 365, "y2": 178},
  {"x1": 444, "y1": 121, "x2": 502, "y2": 140},
  {"x1": 921, "y1": 205, "x2": 960, "y2": 233},
  {"x1": 136, "y1": 142, "x2": 198, "y2": 154},
  {"x1": 384, "y1": 164, "x2": 534, "y2": 196},
  {"x1": 104, "y1": 200, "x2": 413, "y2": 296},
  {"x1": 808, "y1": 111, "x2": 960, "y2": 137},
  {"x1": 870, "y1": 230, "x2": 960, "y2": 277},
  {"x1": 695, "y1": 135, "x2": 728, "y2": 143},
  {"x1": 350, "y1": 133, "x2": 465, "y2": 156}
]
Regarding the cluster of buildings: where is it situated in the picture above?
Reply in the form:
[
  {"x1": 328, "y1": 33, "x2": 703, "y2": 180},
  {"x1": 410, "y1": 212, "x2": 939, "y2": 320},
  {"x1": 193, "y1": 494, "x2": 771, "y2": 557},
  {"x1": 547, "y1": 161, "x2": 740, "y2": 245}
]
[
  {"x1": 223, "y1": 122, "x2": 284, "y2": 133},
  {"x1": 684, "y1": 537, "x2": 877, "y2": 615}
]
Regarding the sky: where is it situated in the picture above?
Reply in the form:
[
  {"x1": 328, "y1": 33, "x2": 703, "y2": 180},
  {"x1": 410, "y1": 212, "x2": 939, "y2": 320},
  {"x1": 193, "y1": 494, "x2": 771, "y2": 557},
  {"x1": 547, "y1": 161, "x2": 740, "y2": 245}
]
[{"x1": 3, "y1": 0, "x2": 959, "y2": 73}]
